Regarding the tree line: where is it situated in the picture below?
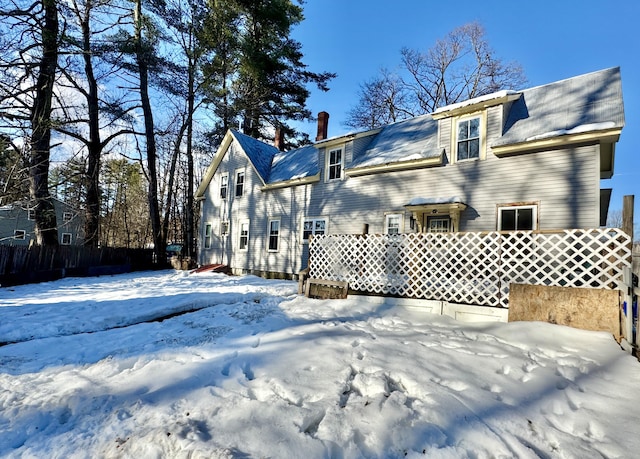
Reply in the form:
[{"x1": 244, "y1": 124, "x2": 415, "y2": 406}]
[
  {"x1": 0, "y1": 0, "x2": 334, "y2": 264},
  {"x1": 0, "y1": 1, "x2": 528, "y2": 266}
]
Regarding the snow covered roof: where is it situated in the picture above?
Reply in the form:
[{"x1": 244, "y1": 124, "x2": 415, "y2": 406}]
[
  {"x1": 493, "y1": 67, "x2": 624, "y2": 147},
  {"x1": 269, "y1": 144, "x2": 319, "y2": 183},
  {"x1": 349, "y1": 114, "x2": 440, "y2": 169},
  {"x1": 230, "y1": 130, "x2": 279, "y2": 182},
  {"x1": 198, "y1": 68, "x2": 624, "y2": 191},
  {"x1": 432, "y1": 90, "x2": 519, "y2": 116},
  {"x1": 406, "y1": 196, "x2": 464, "y2": 206}
]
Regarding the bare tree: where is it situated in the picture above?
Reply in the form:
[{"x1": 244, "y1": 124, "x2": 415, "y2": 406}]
[
  {"x1": 345, "y1": 69, "x2": 412, "y2": 130},
  {"x1": 0, "y1": 0, "x2": 61, "y2": 245},
  {"x1": 346, "y1": 22, "x2": 527, "y2": 130}
]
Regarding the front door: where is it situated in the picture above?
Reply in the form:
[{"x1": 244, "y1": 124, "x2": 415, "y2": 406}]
[{"x1": 426, "y1": 215, "x2": 451, "y2": 233}]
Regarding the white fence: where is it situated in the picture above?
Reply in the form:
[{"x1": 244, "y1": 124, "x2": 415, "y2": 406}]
[{"x1": 308, "y1": 229, "x2": 632, "y2": 308}]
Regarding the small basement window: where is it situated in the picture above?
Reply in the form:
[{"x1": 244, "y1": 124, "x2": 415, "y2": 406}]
[{"x1": 498, "y1": 205, "x2": 538, "y2": 231}]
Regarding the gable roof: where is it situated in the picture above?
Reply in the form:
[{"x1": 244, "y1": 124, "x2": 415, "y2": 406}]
[
  {"x1": 197, "y1": 67, "x2": 624, "y2": 196},
  {"x1": 493, "y1": 67, "x2": 624, "y2": 148},
  {"x1": 230, "y1": 129, "x2": 279, "y2": 182}
]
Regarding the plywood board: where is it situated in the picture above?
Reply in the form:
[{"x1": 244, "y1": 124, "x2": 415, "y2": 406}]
[{"x1": 509, "y1": 284, "x2": 621, "y2": 339}]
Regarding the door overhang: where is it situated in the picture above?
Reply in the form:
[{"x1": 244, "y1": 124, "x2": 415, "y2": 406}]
[{"x1": 405, "y1": 198, "x2": 467, "y2": 232}]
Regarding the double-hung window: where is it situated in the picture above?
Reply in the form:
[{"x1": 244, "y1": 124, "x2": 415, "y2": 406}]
[
  {"x1": 63, "y1": 212, "x2": 73, "y2": 223},
  {"x1": 220, "y1": 221, "x2": 229, "y2": 236},
  {"x1": 498, "y1": 205, "x2": 537, "y2": 231},
  {"x1": 27, "y1": 208, "x2": 35, "y2": 220},
  {"x1": 385, "y1": 214, "x2": 402, "y2": 234},
  {"x1": 302, "y1": 218, "x2": 326, "y2": 243},
  {"x1": 326, "y1": 148, "x2": 343, "y2": 181},
  {"x1": 456, "y1": 116, "x2": 480, "y2": 161},
  {"x1": 235, "y1": 170, "x2": 245, "y2": 197},
  {"x1": 220, "y1": 173, "x2": 228, "y2": 200},
  {"x1": 61, "y1": 233, "x2": 72, "y2": 245},
  {"x1": 204, "y1": 223, "x2": 212, "y2": 249},
  {"x1": 268, "y1": 219, "x2": 280, "y2": 252},
  {"x1": 239, "y1": 220, "x2": 250, "y2": 251}
]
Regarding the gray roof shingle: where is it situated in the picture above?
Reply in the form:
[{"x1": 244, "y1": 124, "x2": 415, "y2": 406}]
[{"x1": 494, "y1": 67, "x2": 624, "y2": 147}]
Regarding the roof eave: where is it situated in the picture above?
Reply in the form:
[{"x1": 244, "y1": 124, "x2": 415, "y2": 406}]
[
  {"x1": 431, "y1": 93, "x2": 521, "y2": 120},
  {"x1": 491, "y1": 128, "x2": 623, "y2": 157},
  {"x1": 195, "y1": 132, "x2": 234, "y2": 198},
  {"x1": 261, "y1": 173, "x2": 320, "y2": 191},
  {"x1": 346, "y1": 155, "x2": 443, "y2": 177}
]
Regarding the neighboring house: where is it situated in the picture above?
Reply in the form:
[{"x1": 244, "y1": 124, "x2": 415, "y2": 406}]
[
  {"x1": 196, "y1": 67, "x2": 625, "y2": 278},
  {"x1": 0, "y1": 198, "x2": 85, "y2": 246}
]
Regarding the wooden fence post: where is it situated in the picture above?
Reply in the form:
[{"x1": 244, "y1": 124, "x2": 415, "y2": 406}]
[{"x1": 621, "y1": 195, "x2": 635, "y2": 350}]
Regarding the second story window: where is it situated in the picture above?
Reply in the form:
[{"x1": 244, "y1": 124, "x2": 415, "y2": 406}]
[
  {"x1": 61, "y1": 233, "x2": 72, "y2": 245},
  {"x1": 235, "y1": 171, "x2": 245, "y2": 197},
  {"x1": 327, "y1": 148, "x2": 343, "y2": 181},
  {"x1": 220, "y1": 174, "x2": 228, "y2": 200},
  {"x1": 63, "y1": 212, "x2": 73, "y2": 223},
  {"x1": 27, "y1": 208, "x2": 35, "y2": 220},
  {"x1": 456, "y1": 116, "x2": 480, "y2": 161},
  {"x1": 239, "y1": 220, "x2": 250, "y2": 251}
]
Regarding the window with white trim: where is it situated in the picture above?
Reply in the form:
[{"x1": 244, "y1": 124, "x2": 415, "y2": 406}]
[
  {"x1": 204, "y1": 223, "x2": 212, "y2": 249},
  {"x1": 385, "y1": 214, "x2": 402, "y2": 234},
  {"x1": 220, "y1": 221, "x2": 229, "y2": 236},
  {"x1": 426, "y1": 216, "x2": 451, "y2": 233},
  {"x1": 326, "y1": 148, "x2": 343, "y2": 181},
  {"x1": 14, "y1": 229, "x2": 26, "y2": 240},
  {"x1": 63, "y1": 212, "x2": 73, "y2": 223},
  {"x1": 239, "y1": 220, "x2": 250, "y2": 250},
  {"x1": 497, "y1": 205, "x2": 537, "y2": 231},
  {"x1": 61, "y1": 233, "x2": 72, "y2": 245},
  {"x1": 456, "y1": 116, "x2": 481, "y2": 161},
  {"x1": 220, "y1": 173, "x2": 228, "y2": 200},
  {"x1": 302, "y1": 218, "x2": 326, "y2": 242},
  {"x1": 268, "y1": 219, "x2": 280, "y2": 252},
  {"x1": 27, "y1": 208, "x2": 35, "y2": 220},
  {"x1": 235, "y1": 170, "x2": 245, "y2": 197}
]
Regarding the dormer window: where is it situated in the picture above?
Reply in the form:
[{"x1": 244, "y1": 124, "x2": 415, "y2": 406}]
[
  {"x1": 326, "y1": 148, "x2": 343, "y2": 181},
  {"x1": 456, "y1": 116, "x2": 480, "y2": 161}
]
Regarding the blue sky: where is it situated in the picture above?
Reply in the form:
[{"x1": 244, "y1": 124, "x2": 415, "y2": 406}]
[{"x1": 292, "y1": 0, "x2": 640, "y2": 218}]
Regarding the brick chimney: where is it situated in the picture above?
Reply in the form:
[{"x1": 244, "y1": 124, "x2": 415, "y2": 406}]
[
  {"x1": 274, "y1": 127, "x2": 285, "y2": 151},
  {"x1": 316, "y1": 111, "x2": 329, "y2": 141}
]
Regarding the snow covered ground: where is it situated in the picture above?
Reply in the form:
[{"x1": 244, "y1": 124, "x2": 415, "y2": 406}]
[{"x1": 0, "y1": 270, "x2": 639, "y2": 458}]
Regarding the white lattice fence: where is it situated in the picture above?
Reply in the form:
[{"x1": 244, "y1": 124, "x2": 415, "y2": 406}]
[{"x1": 308, "y1": 228, "x2": 632, "y2": 308}]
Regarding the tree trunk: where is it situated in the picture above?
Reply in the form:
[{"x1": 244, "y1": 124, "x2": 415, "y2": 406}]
[
  {"x1": 81, "y1": 7, "x2": 101, "y2": 247},
  {"x1": 135, "y1": 0, "x2": 165, "y2": 264},
  {"x1": 29, "y1": 0, "x2": 59, "y2": 247}
]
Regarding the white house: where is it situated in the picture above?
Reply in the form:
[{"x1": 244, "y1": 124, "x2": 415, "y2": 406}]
[{"x1": 196, "y1": 67, "x2": 625, "y2": 279}]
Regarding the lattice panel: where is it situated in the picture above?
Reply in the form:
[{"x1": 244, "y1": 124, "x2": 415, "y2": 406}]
[{"x1": 308, "y1": 229, "x2": 632, "y2": 308}]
